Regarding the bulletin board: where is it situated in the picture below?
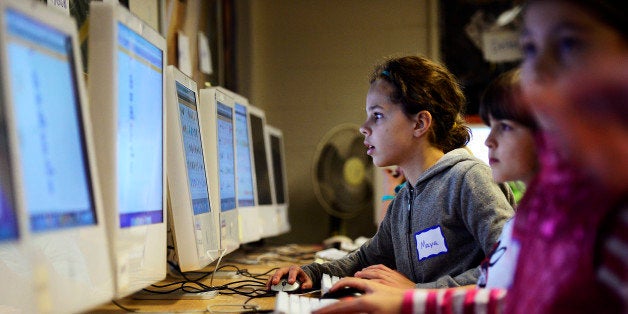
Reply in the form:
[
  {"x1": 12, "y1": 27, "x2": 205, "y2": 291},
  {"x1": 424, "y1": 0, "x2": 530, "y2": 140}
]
[{"x1": 439, "y1": 0, "x2": 519, "y2": 116}]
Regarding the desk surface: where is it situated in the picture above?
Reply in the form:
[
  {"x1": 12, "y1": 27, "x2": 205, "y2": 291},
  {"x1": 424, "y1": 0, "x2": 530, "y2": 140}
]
[{"x1": 87, "y1": 244, "x2": 320, "y2": 313}]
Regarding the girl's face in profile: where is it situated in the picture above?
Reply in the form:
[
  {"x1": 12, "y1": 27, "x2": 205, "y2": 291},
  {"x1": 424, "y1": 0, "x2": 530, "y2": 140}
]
[
  {"x1": 519, "y1": 0, "x2": 628, "y2": 171},
  {"x1": 485, "y1": 115, "x2": 538, "y2": 185},
  {"x1": 360, "y1": 79, "x2": 417, "y2": 168}
]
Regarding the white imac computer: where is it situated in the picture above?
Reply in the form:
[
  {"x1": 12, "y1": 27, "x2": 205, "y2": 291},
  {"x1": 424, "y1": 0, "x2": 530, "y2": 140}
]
[
  {"x1": 466, "y1": 123, "x2": 491, "y2": 165},
  {"x1": 266, "y1": 125, "x2": 291, "y2": 235},
  {"x1": 88, "y1": 1, "x2": 167, "y2": 298},
  {"x1": 231, "y1": 93, "x2": 262, "y2": 244},
  {"x1": 165, "y1": 65, "x2": 221, "y2": 272},
  {"x1": 199, "y1": 87, "x2": 240, "y2": 255},
  {"x1": 248, "y1": 106, "x2": 280, "y2": 237},
  {"x1": 0, "y1": 0, "x2": 114, "y2": 312}
]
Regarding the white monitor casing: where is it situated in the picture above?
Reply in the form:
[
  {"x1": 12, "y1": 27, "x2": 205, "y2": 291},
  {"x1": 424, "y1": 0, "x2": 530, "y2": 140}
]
[
  {"x1": 199, "y1": 87, "x2": 240, "y2": 255},
  {"x1": 266, "y1": 125, "x2": 291, "y2": 235},
  {"x1": 227, "y1": 92, "x2": 262, "y2": 244},
  {"x1": 247, "y1": 105, "x2": 280, "y2": 237},
  {"x1": 88, "y1": 0, "x2": 167, "y2": 298},
  {"x1": 0, "y1": 0, "x2": 114, "y2": 312},
  {"x1": 165, "y1": 65, "x2": 221, "y2": 272}
]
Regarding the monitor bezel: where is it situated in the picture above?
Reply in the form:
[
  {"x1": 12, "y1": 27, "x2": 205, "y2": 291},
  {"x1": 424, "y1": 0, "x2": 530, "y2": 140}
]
[
  {"x1": 88, "y1": 0, "x2": 167, "y2": 298},
  {"x1": 199, "y1": 87, "x2": 240, "y2": 255},
  {"x1": 228, "y1": 92, "x2": 262, "y2": 244},
  {"x1": 165, "y1": 65, "x2": 221, "y2": 272},
  {"x1": 247, "y1": 105, "x2": 280, "y2": 237},
  {"x1": 0, "y1": 0, "x2": 113, "y2": 311},
  {"x1": 266, "y1": 124, "x2": 291, "y2": 235}
]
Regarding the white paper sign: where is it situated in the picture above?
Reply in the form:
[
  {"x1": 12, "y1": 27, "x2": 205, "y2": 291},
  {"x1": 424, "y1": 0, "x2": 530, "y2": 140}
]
[
  {"x1": 482, "y1": 30, "x2": 522, "y2": 63},
  {"x1": 178, "y1": 31, "x2": 192, "y2": 76},
  {"x1": 47, "y1": 0, "x2": 69, "y2": 15},
  {"x1": 198, "y1": 32, "x2": 213, "y2": 75},
  {"x1": 415, "y1": 226, "x2": 448, "y2": 260}
]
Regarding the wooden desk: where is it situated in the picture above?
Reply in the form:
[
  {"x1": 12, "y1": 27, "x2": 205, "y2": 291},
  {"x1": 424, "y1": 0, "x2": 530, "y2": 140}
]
[{"x1": 87, "y1": 244, "x2": 320, "y2": 313}]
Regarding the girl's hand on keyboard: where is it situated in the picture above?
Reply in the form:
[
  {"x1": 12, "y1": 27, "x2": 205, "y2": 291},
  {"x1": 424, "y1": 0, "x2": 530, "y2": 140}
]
[
  {"x1": 266, "y1": 265, "x2": 314, "y2": 290},
  {"x1": 354, "y1": 264, "x2": 416, "y2": 289},
  {"x1": 313, "y1": 277, "x2": 405, "y2": 314}
]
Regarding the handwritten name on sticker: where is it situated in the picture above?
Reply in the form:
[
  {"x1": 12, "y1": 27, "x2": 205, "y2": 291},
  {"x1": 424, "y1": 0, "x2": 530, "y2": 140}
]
[{"x1": 415, "y1": 225, "x2": 448, "y2": 261}]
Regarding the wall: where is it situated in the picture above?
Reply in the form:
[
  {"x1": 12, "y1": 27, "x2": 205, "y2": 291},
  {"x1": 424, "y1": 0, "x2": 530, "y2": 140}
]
[{"x1": 234, "y1": 0, "x2": 439, "y2": 244}]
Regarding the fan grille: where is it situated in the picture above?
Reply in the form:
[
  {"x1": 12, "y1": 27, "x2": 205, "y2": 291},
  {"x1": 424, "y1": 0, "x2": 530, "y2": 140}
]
[{"x1": 312, "y1": 124, "x2": 373, "y2": 219}]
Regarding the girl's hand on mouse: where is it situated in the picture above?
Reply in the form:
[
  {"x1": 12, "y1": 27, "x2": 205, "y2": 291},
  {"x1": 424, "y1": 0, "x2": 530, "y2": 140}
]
[
  {"x1": 354, "y1": 264, "x2": 416, "y2": 289},
  {"x1": 266, "y1": 265, "x2": 313, "y2": 290}
]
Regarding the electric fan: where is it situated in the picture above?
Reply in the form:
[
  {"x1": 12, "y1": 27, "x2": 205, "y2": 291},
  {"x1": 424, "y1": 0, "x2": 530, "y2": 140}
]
[{"x1": 312, "y1": 124, "x2": 374, "y2": 221}]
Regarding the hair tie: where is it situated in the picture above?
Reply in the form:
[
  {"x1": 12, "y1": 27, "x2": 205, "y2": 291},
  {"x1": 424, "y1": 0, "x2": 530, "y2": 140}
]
[{"x1": 381, "y1": 70, "x2": 390, "y2": 77}]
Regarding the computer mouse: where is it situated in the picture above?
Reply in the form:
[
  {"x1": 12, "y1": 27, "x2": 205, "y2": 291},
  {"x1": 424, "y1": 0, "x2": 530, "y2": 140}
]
[
  {"x1": 320, "y1": 286, "x2": 363, "y2": 299},
  {"x1": 269, "y1": 277, "x2": 301, "y2": 293}
]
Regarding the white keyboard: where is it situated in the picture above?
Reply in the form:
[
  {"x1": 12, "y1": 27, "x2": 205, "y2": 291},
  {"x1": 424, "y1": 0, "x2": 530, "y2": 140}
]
[
  {"x1": 273, "y1": 291, "x2": 338, "y2": 314},
  {"x1": 320, "y1": 273, "x2": 341, "y2": 296},
  {"x1": 273, "y1": 274, "x2": 343, "y2": 313}
]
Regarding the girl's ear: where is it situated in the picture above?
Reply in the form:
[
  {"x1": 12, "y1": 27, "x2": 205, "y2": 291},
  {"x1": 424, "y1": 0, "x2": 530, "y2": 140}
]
[{"x1": 414, "y1": 110, "x2": 432, "y2": 137}]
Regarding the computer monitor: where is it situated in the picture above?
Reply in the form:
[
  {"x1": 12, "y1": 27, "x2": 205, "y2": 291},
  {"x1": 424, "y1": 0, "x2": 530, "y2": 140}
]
[
  {"x1": 165, "y1": 65, "x2": 220, "y2": 272},
  {"x1": 266, "y1": 125, "x2": 291, "y2": 235},
  {"x1": 88, "y1": 1, "x2": 167, "y2": 298},
  {"x1": 0, "y1": 0, "x2": 114, "y2": 312},
  {"x1": 248, "y1": 105, "x2": 280, "y2": 237},
  {"x1": 199, "y1": 87, "x2": 240, "y2": 255},
  {"x1": 230, "y1": 93, "x2": 262, "y2": 244},
  {"x1": 466, "y1": 123, "x2": 491, "y2": 165}
]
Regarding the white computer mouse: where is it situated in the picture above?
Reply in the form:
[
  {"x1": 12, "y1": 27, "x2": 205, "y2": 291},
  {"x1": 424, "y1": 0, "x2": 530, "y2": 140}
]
[{"x1": 270, "y1": 278, "x2": 301, "y2": 292}]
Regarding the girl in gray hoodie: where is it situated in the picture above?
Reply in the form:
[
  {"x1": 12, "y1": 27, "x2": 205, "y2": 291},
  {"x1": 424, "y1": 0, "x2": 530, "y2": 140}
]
[{"x1": 267, "y1": 55, "x2": 515, "y2": 290}]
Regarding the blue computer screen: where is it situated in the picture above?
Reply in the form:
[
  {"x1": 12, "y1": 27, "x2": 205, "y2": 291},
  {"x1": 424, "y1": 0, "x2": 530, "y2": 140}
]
[
  {"x1": 0, "y1": 100, "x2": 17, "y2": 241},
  {"x1": 216, "y1": 102, "x2": 236, "y2": 211},
  {"x1": 176, "y1": 82, "x2": 210, "y2": 215},
  {"x1": 234, "y1": 103, "x2": 255, "y2": 207},
  {"x1": 5, "y1": 9, "x2": 96, "y2": 232},
  {"x1": 116, "y1": 22, "x2": 164, "y2": 227}
]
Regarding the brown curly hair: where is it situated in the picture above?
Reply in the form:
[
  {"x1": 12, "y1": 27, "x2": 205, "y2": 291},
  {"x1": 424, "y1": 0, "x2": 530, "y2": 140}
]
[{"x1": 369, "y1": 55, "x2": 470, "y2": 152}]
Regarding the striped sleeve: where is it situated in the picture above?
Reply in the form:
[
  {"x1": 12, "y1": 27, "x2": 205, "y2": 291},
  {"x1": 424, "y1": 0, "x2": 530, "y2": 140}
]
[
  {"x1": 597, "y1": 205, "x2": 628, "y2": 309},
  {"x1": 404, "y1": 287, "x2": 507, "y2": 314}
]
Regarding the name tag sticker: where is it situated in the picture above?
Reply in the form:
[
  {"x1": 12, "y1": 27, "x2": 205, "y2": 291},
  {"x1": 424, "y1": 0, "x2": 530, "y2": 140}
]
[{"x1": 415, "y1": 225, "x2": 448, "y2": 261}]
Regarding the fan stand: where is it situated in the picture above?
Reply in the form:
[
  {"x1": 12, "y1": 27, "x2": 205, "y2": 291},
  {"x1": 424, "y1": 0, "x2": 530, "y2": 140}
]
[{"x1": 329, "y1": 215, "x2": 347, "y2": 236}]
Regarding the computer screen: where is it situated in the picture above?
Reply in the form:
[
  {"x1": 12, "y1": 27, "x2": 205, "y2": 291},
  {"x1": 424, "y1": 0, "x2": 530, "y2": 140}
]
[
  {"x1": 466, "y1": 123, "x2": 491, "y2": 165},
  {"x1": 9, "y1": 10, "x2": 96, "y2": 234},
  {"x1": 232, "y1": 95, "x2": 262, "y2": 244},
  {"x1": 217, "y1": 103, "x2": 237, "y2": 212},
  {"x1": 199, "y1": 87, "x2": 240, "y2": 255},
  {"x1": 165, "y1": 65, "x2": 220, "y2": 272},
  {"x1": 0, "y1": 124, "x2": 17, "y2": 242},
  {"x1": 88, "y1": 1, "x2": 166, "y2": 298},
  {"x1": 267, "y1": 125, "x2": 290, "y2": 234},
  {"x1": 0, "y1": 0, "x2": 113, "y2": 311},
  {"x1": 248, "y1": 106, "x2": 280, "y2": 237}
]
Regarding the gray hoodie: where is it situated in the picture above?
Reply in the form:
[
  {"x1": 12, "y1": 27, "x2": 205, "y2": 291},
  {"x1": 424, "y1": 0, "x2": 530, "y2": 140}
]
[{"x1": 302, "y1": 148, "x2": 515, "y2": 288}]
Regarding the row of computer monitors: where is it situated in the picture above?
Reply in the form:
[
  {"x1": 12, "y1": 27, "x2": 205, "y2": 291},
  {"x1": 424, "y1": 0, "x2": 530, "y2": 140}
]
[{"x1": 0, "y1": 0, "x2": 289, "y2": 312}]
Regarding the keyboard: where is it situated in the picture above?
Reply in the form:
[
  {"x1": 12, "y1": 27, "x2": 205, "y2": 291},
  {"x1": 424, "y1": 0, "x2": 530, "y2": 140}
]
[
  {"x1": 320, "y1": 273, "x2": 340, "y2": 296},
  {"x1": 273, "y1": 274, "x2": 344, "y2": 313},
  {"x1": 273, "y1": 291, "x2": 338, "y2": 314}
]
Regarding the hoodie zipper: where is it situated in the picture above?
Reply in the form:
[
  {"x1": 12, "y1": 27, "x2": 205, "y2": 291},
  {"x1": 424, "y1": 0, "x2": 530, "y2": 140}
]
[{"x1": 407, "y1": 184, "x2": 417, "y2": 281}]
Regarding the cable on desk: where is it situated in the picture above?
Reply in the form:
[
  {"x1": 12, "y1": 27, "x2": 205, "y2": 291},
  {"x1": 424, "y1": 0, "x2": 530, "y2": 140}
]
[
  {"x1": 206, "y1": 303, "x2": 261, "y2": 313},
  {"x1": 111, "y1": 299, "x2": 139, "y2": 312}
]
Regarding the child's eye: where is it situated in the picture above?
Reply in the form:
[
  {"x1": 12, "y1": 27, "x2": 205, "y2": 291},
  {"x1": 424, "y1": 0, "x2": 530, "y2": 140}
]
[
  {"x1": 558, "y1": 36, "x2": 583, "y2": 59},
  {"x1": 500, "y1": 123, "x2": 513, "y2": 131},
  {"x1": 520, "y1": 40, "x2": 537, "y2": 60},
  {"x1": 373, "y1": 112, "x2": 383, "y2": 120}
]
